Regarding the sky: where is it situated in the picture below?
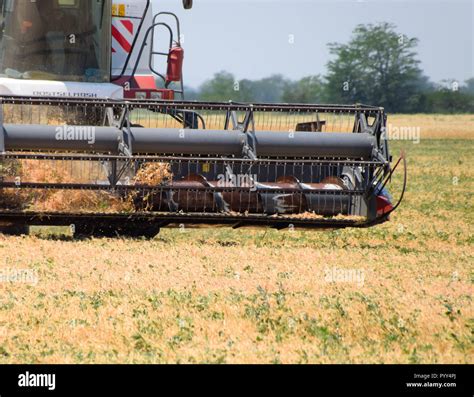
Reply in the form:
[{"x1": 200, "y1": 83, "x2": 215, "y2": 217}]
[{"x1": 154, "y1": 0, "x2": 474, "y2": 88}]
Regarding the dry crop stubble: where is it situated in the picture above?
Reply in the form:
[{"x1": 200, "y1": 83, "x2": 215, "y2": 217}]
[{"x1": 0, "y1": 115, "x2": 472, "y2": 363}]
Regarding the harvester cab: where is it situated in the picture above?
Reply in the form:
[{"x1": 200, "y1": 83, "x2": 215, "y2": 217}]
[
  {"x1": 0, "y1": 0, "x2": 406, "y2": 238},
  {"x1": 0, "y1": 0, "x2": 187, "y2": 100}
]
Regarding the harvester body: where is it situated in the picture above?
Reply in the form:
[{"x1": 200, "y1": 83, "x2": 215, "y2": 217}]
[{"x1": 0, "y1": 0, "x2": 404, "y2": 237}]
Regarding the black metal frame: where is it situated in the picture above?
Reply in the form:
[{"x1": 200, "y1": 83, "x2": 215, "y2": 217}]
[
  {"x1": 0, "y1": 211, "x2": 370, "y2": 230},
  {"x1": 0, "y1": 96, "x2": 405, "y2": 231},
  {"x1": 0, "y1": 95, "x2": 384, "y2": 113}
]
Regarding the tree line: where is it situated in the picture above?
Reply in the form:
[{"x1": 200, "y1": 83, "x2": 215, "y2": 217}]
[{"x1": 184, "y1": 23, "x2": 474, "y2": 114}]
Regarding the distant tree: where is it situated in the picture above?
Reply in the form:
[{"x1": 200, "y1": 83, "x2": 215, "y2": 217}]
[
  {"x1": 183, "y1": 85, "x2": 199, "y2": 101},
  {"x1": 423, "y1": 89, "x2": 474, "y2": 113},
  {"x1": 325, "y1": 22, "x2": 427, "y2": 112},
  {"x1": 242, "y1": 75, "x2": 290, "y2": 103},
  {"x1": 199, "y1": 71, "x2": 240, "y2": 102},
  {"x1": 415, "y1": 78, "x2": 474, "y2": 113},
  {"x1": 281, "y1": 75, "x2": 325, "y2": 103},
  {"x1": 464, "y1": 78, "x2": 474, "y2": 95},
  {"x1": 198, "y1": 73, "x2": 290, "y2": 103}
]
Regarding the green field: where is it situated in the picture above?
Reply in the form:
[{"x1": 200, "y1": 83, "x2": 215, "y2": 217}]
[{"x1": 0, "y1": 136, "x2": 472, "y2": 364}]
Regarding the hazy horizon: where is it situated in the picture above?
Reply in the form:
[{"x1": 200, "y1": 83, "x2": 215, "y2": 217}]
[{"x1": 154, "y1": 0, "x2": 473, "y2": 88}]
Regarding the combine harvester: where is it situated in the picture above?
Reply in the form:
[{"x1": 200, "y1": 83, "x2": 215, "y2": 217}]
[{"x1": 0, "y1": 0, "x2": 405, "y2": 237}]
